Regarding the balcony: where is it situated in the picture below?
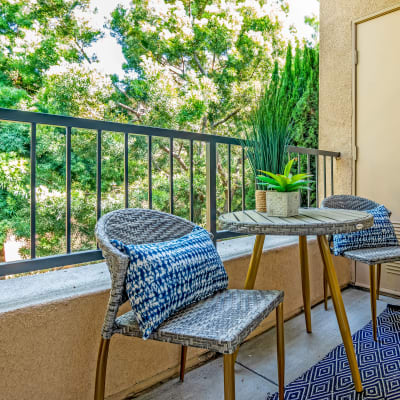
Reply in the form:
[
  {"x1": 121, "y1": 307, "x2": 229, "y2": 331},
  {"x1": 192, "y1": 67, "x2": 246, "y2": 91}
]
[
  {"x1": 2, "y1": 0, "x2": 400, "y2": 398},
  {"x1": 1, "y1": 107, "x2": 392, "y2": 400}
]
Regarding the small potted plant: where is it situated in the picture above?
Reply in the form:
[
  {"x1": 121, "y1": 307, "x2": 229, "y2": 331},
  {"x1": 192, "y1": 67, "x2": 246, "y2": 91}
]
[{"x1": 257, "y1": 158, "x2": 311, "y2": 217}]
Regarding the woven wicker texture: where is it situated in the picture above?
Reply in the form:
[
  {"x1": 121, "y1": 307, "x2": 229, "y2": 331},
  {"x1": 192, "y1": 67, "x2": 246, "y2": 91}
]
[
  {"x1": 321, "y1": 195, "x2": 381, "y2": 213},
  {"x1": 114, "y1": 289, "x2": 283, "y2": 354},
  {"x1": 219, "y1": 208, "x2": 373, "y2": 236},
  {"x1": 322, "y1": 195, "x2": 400, "y2": 264},
  {"x1": 343, "y1": 246, "x2": 400, "y2": 264},
  {"x1": 255, "y1": 190, "x2": 267, "y2": 212},
  {"x1": 95, "y1": 208, "x2": 283, "y2": 351}
]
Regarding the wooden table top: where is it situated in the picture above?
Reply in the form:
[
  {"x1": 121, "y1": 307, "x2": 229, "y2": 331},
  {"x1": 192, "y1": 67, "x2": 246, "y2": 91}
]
[{"x1": 219, "y1": 208, "x2": 374, "y2": 236}]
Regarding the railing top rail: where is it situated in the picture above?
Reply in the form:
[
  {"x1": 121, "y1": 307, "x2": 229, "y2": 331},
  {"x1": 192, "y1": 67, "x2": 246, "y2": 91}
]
[
  {"x1": 0, "y1": 108, "x2": 341, "y2": 158},
  {"x1": 0, "y1": 107, "x2": 242, "y2": 145},
  {"x1": 288, "y1": 145, "x2": 340, "y2": 159}
]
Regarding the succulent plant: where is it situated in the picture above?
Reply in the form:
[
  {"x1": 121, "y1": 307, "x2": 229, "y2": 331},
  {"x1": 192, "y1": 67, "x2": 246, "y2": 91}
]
[{"x1": 257, "y1": 158, "x2": 312, "y2": 192}]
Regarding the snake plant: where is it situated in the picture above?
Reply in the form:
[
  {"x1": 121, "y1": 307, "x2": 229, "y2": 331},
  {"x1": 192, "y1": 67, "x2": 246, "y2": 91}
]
[{"x1": 257, "y1": 158, "x2": 312, "y2": 192}]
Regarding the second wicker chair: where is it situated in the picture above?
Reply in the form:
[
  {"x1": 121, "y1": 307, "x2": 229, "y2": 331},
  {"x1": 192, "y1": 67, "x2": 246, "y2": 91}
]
[{"x1": 321, "y1": 195, "x2": 400, "y2": 341}]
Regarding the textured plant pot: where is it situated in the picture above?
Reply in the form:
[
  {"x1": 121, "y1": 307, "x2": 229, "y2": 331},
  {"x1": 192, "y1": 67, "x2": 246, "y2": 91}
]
[
  {"x1": 267, "y1": 191, "x2": 300, "y2": 217},
  {"x1": 255, "y1": 190, "x2": 267, "y2": 212}
]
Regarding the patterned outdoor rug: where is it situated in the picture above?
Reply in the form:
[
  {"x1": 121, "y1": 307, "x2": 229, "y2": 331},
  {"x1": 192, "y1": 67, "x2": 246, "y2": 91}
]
[{"x1": 266, "y1": 304, "x2": 400, "y2": 399}]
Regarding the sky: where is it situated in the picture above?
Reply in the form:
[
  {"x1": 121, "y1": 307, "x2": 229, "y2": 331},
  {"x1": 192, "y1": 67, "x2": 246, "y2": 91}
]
[{"x1": 87, "y1": 0, "x2": 319, "y2": 77}]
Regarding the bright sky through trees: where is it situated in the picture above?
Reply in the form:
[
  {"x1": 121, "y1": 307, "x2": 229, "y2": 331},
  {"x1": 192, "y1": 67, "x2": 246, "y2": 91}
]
[{"x1": 87, "y1": 0, "x2": 319, "y2": 76}]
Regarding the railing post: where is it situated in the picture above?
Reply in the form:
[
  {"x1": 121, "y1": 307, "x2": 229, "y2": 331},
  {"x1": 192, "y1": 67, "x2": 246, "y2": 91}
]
[
  {"x1": 96, "y1": 130, "x2": 102, "y2": 221},
  {"x1": 206, "y1": 139, "x2": 217, "y2": 241},
  {"x1": 124, "y1": 132, "x2": 129, "y2": 208},
  {"x1": 30, "y1": 122, "x2": 36, "y2": 259},
  {"x1": 66, "y1": 126, "x2": 72, "y2": 253}
]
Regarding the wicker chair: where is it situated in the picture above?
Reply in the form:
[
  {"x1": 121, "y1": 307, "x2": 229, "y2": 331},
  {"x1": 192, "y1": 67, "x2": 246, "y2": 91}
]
[
  {"x1": 321, "y1": 195, "x2": 400, "y2": 341},
  {"x1": 94, "y1": 208, "x2": 285, "y2": 400}
]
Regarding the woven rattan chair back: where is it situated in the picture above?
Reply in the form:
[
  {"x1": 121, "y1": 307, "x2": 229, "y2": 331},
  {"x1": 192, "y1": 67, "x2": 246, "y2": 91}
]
[
  {"x1": 321, "y1": 195, "x2": 384, "y2": 249},
  {"x1": 321, "y1": 195, "x2": 388, "y2": 214},
  {"x1": 99, "y1": 208, "x2": 196, "y2": 245},
  {"x1": 95, "y1": 208, "x2": 197, "y2": 339}
]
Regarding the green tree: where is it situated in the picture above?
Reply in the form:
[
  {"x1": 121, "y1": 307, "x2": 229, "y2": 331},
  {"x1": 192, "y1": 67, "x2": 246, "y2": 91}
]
[
  {"x1": 0, "y1": 0, "x2": 104, "y2": 256},
  {"x1": 109, "y1": 0, "x2": 287, "y2": 133},
  {"x1": 0, "y1": 0, "x2": 320, "y2": 264},
  {"x1": 107, "y1": 0, "x2": 290, "y2": 219}
]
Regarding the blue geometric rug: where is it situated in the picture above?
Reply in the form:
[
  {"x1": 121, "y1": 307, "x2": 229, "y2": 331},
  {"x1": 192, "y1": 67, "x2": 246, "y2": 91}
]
[{"x1": 266, "y1": 305, "x2": 400, "y2": 399}]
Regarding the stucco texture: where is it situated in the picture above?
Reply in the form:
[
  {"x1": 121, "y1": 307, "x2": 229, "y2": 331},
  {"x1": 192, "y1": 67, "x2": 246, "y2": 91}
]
[
  {"x1": 319, "y1": 0, "x2": 400, "y2": 196},
  {"x1": 0, "y1": 240, "x2": 350, "y2": 400}
]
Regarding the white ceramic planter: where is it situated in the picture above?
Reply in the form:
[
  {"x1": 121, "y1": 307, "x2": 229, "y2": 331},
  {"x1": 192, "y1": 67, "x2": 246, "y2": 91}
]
[{"x1": 266, "y1": 191, "x2": 300, "y2": 217}]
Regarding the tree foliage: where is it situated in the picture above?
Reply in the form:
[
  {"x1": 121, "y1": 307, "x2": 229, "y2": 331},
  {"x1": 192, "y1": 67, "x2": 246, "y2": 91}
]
[
  {"x1": 109, "y1": 0, "x2": 288, "y2": 133},
  {"x1": 0, "y1": 0, "x2": 106, "y2": 255},
  {"x1": 0, "y1": 0, "x2": 319, "y2": 262}
]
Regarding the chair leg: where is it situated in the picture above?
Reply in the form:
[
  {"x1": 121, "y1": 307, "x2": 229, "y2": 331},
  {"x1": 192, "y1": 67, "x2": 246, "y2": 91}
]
[
  {"x1": 370, "y1": 265, "x2": 378, "y2": 341},
  {"x1": 317, "y1": 237, "x2": 329, "y2": 310},
  {"x1": 377, "y1": 263, "x2": 382, "y2": 300},
  {"x1": 276, "y1": 303, "x2": 285, "y2": 400},
  {"x1": 94, "y1": 338, "x2": 110, "y2": 400},
  {"x1": 223, "y1": 354, "x2": 235, "y2": 400},
  {"x1": 180, "y1": 345, "x2": 188, "y2": 382},
  {"x1": 323, "y1": 267, "x2": 329, "y2": 310}
]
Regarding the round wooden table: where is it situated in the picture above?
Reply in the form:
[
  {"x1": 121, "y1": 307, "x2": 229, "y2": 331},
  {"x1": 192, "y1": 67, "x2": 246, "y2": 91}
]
[{"x1": 219, "y1": 207, "x2": 373, "y2": 393}]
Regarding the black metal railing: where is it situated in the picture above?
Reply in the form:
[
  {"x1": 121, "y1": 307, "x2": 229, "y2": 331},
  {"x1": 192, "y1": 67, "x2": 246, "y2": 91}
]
[{"x1": 0, "y1": 108, "x2": 340, "y2": 276}]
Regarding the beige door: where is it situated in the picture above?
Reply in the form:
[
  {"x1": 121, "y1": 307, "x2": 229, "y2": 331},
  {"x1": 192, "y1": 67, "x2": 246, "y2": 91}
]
[{"x1": 355, "y1": 7, "x2": 400, "y2": 295}]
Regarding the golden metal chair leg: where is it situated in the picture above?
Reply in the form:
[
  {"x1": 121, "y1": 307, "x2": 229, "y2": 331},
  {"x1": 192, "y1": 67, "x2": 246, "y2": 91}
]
[
  {"x1": 377, "y1": 263, "x2": 381, "y2": 301},
  {"x1": 179, "y1": 345, "x2": 188, "y2": 382},
  {"x1": 276, "y1": 303, "x2": 285, "y2": 400},
  {"x1": 299, "y1": 236, "x2": 312, "y2": 333},
  {"x1": 317, "y1": 235, "x2": 363, "y2": 393},
  {"x1": 223, "y1": 354, "x2": 235, "y2": 400},
  {"x1": 94, "y1": 338, "x2": 110, "y2": 400},
  {"x1": 370, "y1": 265, "x2": 378, "y2": 341},
  {"x1": 317, "y1": 237, "x2": 329, "y2": 310},
  {"x1": 323, "y1": 268, "x2": 329, "y2": 310}
]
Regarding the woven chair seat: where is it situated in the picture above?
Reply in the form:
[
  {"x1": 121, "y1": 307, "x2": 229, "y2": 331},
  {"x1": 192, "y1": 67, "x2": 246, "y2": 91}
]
[
  {"x1": 114, "y1": 289, "x2": 283, "y2": 354},
  {"x1": 343, "y1": 246, "x2": 400, "y2": 264}
]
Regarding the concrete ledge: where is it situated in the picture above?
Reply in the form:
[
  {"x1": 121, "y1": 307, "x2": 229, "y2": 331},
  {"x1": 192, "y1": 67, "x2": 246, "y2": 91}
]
[{"x1": 0, "y1": 235, "x2": 300, "y2": 314}]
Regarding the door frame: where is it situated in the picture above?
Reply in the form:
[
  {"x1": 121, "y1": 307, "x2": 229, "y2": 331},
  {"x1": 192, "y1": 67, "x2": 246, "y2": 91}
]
[{"x1": 352, "y1": 3, "x2": 400, "y2": 195}]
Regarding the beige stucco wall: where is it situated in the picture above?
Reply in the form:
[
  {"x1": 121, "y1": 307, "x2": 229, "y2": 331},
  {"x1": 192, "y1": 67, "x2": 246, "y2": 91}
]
[
  {"x1": 0, "y1": 240, "x2": 350, "y2": 400},
  {"x1": 319, "y1": 0, "x2": 400, "y2": 196}
]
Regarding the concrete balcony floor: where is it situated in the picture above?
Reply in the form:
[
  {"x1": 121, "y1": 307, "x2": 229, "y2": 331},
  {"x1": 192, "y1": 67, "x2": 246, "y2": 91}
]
[{"x1": 129, "y1": 287, "x2": 400, "y2": 400}]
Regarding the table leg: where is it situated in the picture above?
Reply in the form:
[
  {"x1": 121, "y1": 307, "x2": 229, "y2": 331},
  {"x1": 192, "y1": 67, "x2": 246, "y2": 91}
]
[
  {"x1": 299, "y1": 236, "x2": 312, "y2": 333},
  {"x1": 244, "y1": 234, "x2": 265, "y2": 289},
  {"x1": 233, "y1": 234, "x2": 265, "y2": 361},
  {"x1": 317, "y1": 235, "x2": 363, "y2": 392}
]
